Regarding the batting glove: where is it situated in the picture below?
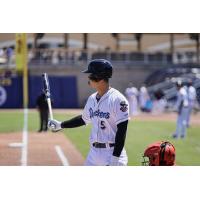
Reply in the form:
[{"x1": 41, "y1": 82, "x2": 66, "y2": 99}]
[
  {"x1": 48, "y1": 119, "x2": 62, "y2": 132},
  {"x1": 109, "y1": 156, "x2": 120, "y2": 166}
]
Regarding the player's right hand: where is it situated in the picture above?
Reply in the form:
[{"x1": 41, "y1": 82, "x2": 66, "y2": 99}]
[{"x1": 48, "y1": 119, "x2": 62, "y2": 132}]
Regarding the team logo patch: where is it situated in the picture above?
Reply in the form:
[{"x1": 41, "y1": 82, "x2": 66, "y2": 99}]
[{"x1": 120, "y1": 101, "x2": 128, "y2": 112}]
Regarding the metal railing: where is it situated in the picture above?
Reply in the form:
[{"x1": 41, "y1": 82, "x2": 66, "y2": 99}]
[
  {"x1": 1, "y1": 48, "x2": 200, "y2": 68},
  {"x1": 28, "y1": 49, "x2": 173, "y2": 66}
]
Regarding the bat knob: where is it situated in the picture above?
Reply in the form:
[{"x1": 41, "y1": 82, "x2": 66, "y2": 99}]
[
  {"x1": 48, "y1": 120, "x2": 54, "y2": 128},
  {"x1": 51, "y1": 125, "x2": 55, "y2": 129}
]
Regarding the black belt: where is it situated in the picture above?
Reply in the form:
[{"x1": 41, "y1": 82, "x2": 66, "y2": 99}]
[{"x1": 92, "y1": 142, "x2": 115, "y2": 148}]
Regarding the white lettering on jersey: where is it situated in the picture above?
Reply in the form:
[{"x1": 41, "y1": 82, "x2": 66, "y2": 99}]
[{"x1": 89, "y1": 108, "x2": 110, "y2": 119}]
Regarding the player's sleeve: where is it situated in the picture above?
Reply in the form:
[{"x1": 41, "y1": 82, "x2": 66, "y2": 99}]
[
  {"x1": 113, "y1": 120, "x2": 128, "y2": 157},
  {"x1": 81, "y1": 97, "x2": 92, "y2": 124},
  {"x1": 114, "y1": 96, "x2": 130, "y2": 125},
  {"x1": 61, "y1": 115, "x2": 85, "y2": 128}
]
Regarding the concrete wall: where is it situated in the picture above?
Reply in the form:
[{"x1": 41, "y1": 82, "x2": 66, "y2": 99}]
[{"x1": 30, "y1": 65, "x2": 159, "y2": 107}]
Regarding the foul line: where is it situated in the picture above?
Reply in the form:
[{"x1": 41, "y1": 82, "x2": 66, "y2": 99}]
[
  {"x1": 21, "y1": 108, "x2": 28, "y2": 166},
  {"x1": 55, "y1": 145, "x2": 69, "y2": 166}
]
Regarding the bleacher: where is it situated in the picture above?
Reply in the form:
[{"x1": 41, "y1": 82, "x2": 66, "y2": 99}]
[
  {"x1": 0, "y1": 33, "x2": 200, "y2": 69},
  {"x1": 28, "y1": 49, "x2": 173, "y2": 67},
  {"x1": 145, "y1": 66, "x2": 200, "y2": 109}
]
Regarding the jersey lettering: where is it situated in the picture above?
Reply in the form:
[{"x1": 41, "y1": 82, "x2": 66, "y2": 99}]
[{"x1": 89, "y1": 108, "x2": 110, "y2": 119}]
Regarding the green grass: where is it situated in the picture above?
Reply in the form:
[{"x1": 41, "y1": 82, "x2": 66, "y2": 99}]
[
  {"x1": 126, "y1": 120, "x2": 200, "y2": 165},
  {"x1": 0, "y1": 110, "x2": 200, "y2": 165},
  {"x1": 0, "y1": 111, "x2": 24, "y2": 132}
]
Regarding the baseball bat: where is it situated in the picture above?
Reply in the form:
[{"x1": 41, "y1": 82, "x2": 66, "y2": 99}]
[{"x1": 42, "y1": 73, "x2": 53, "y2": 120}]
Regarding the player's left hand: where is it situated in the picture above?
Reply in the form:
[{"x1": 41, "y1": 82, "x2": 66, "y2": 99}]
[
  {"x1": 48, "y1": 119, "x2": 62, "y2": 132},
  {"x1": 108, "y1": 156, "x2": 120, "y2": 166}
]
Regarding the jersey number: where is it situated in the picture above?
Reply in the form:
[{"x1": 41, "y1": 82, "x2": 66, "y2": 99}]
[{"x1": 100, "y1": 121, "x2": 106, "y2": 130}]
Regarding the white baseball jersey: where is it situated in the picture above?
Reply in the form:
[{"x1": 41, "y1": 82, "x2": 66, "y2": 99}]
[
  {"x1": 139, "y1": 86, "x2": 149, "y2": 108},
  {"x1": 125, "y1": 87, "x2": 139, "y2": 116},
  {"x1": 188, "y1": 86, "x2": 196, "y2": 101},
  {"x1": 125, "y1": 87, "x2": 138, "y2": 98},
  {"x1": 175, "y1": 86, "x2": 189, "y2": 111},
  {"x1": 82, "y1": 88, "x2": 129, "y2": 145}
]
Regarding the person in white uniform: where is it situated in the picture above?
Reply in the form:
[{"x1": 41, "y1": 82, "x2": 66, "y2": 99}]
[
  {"x1": 172, "y1": 81, "x2": 189, "y2": 139},
  {"x1": 48, "y1": 59, "x2": 129, "y2": 166},
  {"x1": 186, "y1": 81, "x2": 196, "y2": 127},
  {"x1": 139, "y1": 86, "x2": 151, "y2": 112},
  {"x1": 125, "y1": 83, "x2": 138, "y2": 116}
]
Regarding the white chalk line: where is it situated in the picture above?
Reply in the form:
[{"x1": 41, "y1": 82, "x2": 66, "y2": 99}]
[
  {"x1": 9, "y1": 143, "x2": 23, "y2": 148},
  {"x1": 21, "y1": 108, "x2": 28, "y2": 166},
  {"x1": 55, "y1": 145, "x2": 69, "y2": 166}
]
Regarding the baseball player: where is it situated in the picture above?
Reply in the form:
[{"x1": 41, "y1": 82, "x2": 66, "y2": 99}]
[
  {"x1": 186, "y1": 80, "x2": 197, "y2": 127},
  {"x1": 142, "y1": 141, "x2": 176, "y2": 166},
  {"x1": 172, "y1": 81, "x2": 189, "y2": 139},
  {"x1": 139, "y1": 86, "x2": 151, "y2": 112},
  {"x1": 125, "y1": 83, "x2": 139, "y2": 116},
  {"x1": 48, "y1": 59, "x2": 129, "y2": 166}
]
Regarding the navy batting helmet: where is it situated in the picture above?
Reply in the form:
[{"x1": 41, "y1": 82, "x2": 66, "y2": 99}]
[{"x1": 82, "y1": 59, "x2": 113, "y2": 79}]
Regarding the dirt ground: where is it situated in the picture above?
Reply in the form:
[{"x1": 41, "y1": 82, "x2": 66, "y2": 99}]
[
  {"x1": 0, "y1": 133, "x2": 22, "y2": 165},
  {"x1": 0, "y1": 132, "x2": 84, "y2": 166}
]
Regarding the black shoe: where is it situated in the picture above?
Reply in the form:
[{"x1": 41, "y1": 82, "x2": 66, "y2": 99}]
[
  {"x1": 180, "y1": 135, "x2": 185, "y2": 138},
  {"x1": 172, "y1": 134, "x2": 177, "y2": 139},
  {"x1": 38, "y1": 129, "x2": 42, "y2": 133}
]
